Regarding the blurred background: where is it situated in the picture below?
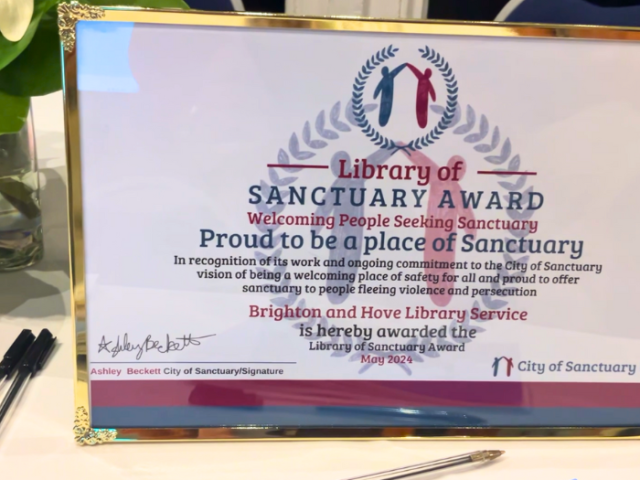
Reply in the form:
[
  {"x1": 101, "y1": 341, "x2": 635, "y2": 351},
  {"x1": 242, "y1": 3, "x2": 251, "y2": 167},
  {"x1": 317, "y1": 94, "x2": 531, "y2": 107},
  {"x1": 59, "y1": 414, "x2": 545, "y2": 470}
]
[{"x1": 185, "y1": 0, "x2": 640, "y2": 26}]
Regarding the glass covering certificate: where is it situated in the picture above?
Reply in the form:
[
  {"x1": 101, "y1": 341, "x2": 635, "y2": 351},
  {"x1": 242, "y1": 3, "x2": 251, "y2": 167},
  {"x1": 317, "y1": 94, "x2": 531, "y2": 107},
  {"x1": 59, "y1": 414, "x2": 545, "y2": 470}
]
[{"x1": 65, "y1": 8, "x2": 640, "y2": 437}]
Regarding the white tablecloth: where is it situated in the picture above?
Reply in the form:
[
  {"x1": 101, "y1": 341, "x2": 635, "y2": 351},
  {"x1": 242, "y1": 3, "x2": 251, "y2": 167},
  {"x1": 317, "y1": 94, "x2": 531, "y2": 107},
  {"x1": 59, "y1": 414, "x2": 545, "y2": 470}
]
[{"x1": 0, "y1": 93, "x2": 638, "y2": 480}]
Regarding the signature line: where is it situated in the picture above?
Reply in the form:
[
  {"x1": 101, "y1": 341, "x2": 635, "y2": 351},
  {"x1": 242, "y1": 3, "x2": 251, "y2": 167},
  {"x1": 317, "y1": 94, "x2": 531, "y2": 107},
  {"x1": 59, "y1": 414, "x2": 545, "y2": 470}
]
[{"x1": 90, "y1": 361, "x2": 298, "y2": 364}]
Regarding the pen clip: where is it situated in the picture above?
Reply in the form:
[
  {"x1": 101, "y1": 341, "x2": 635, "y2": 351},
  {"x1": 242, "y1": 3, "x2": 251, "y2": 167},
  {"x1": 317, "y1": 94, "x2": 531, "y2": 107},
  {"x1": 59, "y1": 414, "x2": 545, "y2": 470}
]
[
  {"x1": 21, "y1": 329, "x2": 56, "y2": 376},
  {"x1": 0, "y1": 329, "x2": 35, "y2": 378},
  {"x1": 36, "y1": 337, "x2": 57, "y2": 373}
]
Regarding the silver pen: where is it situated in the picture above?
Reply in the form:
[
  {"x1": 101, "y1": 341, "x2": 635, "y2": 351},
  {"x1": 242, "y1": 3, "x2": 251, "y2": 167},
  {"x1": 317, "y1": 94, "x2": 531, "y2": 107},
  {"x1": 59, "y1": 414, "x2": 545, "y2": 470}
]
[{"x1": 343, "y1": 450, "x2": 504, "y2": 480}]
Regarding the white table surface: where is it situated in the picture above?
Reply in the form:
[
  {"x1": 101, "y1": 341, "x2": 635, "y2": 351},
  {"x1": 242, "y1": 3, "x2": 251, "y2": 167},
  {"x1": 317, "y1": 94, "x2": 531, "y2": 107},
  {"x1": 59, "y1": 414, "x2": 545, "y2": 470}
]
[{"x1": 0, "y1": 93, "x2": 638, "y2": 480}]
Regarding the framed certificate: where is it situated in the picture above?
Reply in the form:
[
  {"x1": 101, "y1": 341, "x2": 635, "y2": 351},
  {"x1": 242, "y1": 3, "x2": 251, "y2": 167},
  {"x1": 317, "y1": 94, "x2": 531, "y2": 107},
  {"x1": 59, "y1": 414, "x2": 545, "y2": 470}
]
[{"x1": 60, "y1": 3, "x2": 640, "y2": 444}]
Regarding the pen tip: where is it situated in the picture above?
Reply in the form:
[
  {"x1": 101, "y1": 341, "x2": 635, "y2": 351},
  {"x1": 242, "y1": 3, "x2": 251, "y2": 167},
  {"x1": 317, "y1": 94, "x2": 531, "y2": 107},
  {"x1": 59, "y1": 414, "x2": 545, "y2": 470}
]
[
  {"x1": 470, "y1": 450, "x2": 505, "y2": 462},
  {"x1": 486, "y1": 450, "x2": 505, "y2": 460}
]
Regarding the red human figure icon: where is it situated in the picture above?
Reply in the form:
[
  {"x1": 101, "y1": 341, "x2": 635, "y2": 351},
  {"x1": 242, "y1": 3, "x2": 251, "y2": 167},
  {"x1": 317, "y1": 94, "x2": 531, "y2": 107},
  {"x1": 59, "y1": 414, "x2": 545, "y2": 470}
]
[
  {"x1": 505, "y1": 357, "x2": 515, "y2": 376},
  {"x1": 400, "y1": 149, "x2": 477, "y2": 307},
  {"x1": 406, "y1": 64, "x2": 436, "y2": 129},
  {"x1": 493, "y1": 356, "x2": 515, "y2": 376}
]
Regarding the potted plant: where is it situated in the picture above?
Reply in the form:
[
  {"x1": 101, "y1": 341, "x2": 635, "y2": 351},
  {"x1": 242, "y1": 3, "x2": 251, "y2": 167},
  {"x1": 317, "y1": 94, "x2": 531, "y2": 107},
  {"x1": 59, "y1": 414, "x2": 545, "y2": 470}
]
[{"x1": 0, "y1": 0, "x2": 188, "y2": 270}]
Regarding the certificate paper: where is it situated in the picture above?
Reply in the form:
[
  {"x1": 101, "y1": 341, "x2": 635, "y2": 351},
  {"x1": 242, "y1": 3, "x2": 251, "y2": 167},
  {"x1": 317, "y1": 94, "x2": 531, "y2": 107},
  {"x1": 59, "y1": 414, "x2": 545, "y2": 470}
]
[{"x1": 68, "y1": 13, "x2": 640, "y2": 433}]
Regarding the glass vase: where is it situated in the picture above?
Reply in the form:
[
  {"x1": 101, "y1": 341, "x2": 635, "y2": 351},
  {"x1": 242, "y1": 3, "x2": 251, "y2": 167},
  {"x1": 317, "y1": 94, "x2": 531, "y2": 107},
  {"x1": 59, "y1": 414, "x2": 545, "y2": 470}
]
[{"x1": 0, "y1": 109, "x2": 43, "y2": 271}]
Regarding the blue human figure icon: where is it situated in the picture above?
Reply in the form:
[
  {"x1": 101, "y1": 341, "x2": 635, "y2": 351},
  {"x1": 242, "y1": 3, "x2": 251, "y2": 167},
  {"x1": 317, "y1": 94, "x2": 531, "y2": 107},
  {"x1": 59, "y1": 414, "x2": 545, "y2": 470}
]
[
  {"x1": 373, "y1": 64, "x2": 407, "y2": 127},
  {"x1": 492, "y1": 357, "x2": 501, "y2": 376},
  {"x1": 314, "y1": 148, "x2": 394, "y2": 305}
]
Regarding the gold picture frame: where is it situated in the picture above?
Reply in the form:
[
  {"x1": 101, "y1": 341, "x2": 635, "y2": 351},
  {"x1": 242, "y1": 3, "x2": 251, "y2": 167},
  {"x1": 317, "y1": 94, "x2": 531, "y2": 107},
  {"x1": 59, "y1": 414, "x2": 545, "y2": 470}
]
[{"x1": 60, "y1": 2, "x2": 640, "y2": 444}]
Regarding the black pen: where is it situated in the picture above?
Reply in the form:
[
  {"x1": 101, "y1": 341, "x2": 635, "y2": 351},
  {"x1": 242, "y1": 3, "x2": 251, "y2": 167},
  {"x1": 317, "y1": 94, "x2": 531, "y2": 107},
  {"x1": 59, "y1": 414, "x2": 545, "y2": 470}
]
[
  {"x1": 0, "y1": 329, "x2": 56, "y2": 436},
  {"x1": 0, "y1": 329, "x2": 35, "y2": 392}
]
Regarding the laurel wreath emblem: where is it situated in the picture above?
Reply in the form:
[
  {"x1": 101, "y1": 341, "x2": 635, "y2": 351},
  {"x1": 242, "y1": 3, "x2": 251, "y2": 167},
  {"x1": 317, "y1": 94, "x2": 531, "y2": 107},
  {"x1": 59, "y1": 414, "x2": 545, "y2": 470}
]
[{"x1": 351, "y1": 45, "x2": 459, "y2": 152}]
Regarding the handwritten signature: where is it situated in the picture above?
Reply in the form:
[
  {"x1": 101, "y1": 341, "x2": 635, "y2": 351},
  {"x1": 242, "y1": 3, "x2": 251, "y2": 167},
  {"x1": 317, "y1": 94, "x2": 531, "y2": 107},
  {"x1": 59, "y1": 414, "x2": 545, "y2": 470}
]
[{"x1": 97, "y1": 333, "x2": 216, "y2": 360}]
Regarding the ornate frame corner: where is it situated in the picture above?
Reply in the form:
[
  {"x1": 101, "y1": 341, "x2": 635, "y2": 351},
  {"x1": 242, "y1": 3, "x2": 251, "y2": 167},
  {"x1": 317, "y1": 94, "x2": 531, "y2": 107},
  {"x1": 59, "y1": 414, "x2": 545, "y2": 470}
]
[
  {"x1": 57, "y1": 1, "x2": 106, "y2": 52},
  {"x1": 74, "y1": 407, "x2": 117, "y2": 445}
]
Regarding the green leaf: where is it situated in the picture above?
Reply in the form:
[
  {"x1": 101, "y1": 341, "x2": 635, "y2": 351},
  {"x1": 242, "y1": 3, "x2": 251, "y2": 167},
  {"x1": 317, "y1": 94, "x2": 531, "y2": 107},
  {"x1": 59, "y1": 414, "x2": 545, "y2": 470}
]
[
  {"x1": 0, "y1": 18, "x2": 39, "y2": 71},
  {"x1": 0, "y1": 178, "x2": 40, "y2": 220},
  {"x1": 82, "y1": 0, "x2": 190, "y2": 8},
  {"x1": 0, "y1": 11, "x2": 61, "y2": 97},
  {"x1": 0, "y1": 91, "x2": 29, "y2": 134},
  {"x1": 0, "y1": 0, "x2": 59, "y2": 71}
]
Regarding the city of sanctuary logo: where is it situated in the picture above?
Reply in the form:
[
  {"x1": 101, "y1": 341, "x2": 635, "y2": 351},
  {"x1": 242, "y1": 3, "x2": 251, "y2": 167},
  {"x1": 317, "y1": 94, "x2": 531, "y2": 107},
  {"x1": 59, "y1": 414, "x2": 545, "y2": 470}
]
[
  {"x1": 352, "y1": 44, "x2": 458, "y2": 153},
  {"x1": 491, "y1": 358, "x2": 637, "y2": 377},
  {"x1": 492, "y1": 356, "x2": 514, "y2": 377}
]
